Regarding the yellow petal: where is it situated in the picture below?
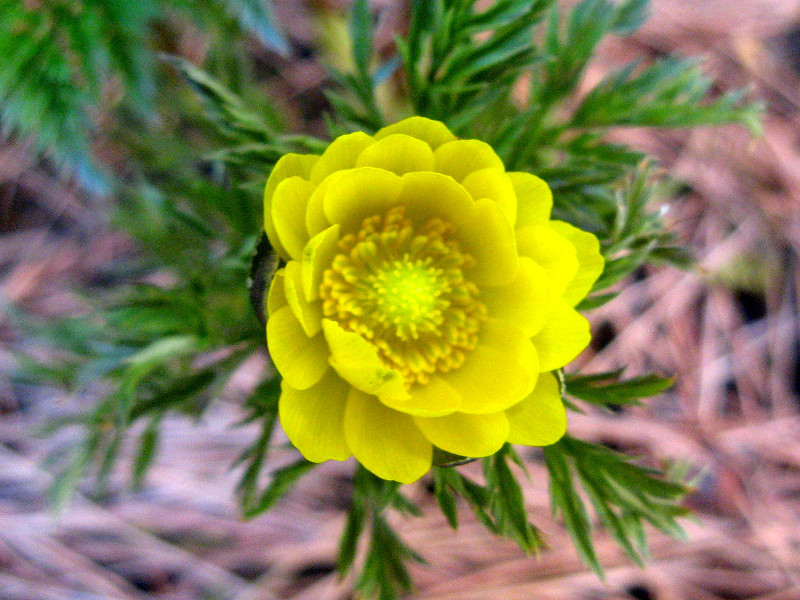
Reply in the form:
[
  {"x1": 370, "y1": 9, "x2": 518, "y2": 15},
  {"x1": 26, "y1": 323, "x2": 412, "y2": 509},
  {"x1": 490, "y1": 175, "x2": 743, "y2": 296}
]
[
  {"x1": 381, "y1": 376, "x2": 463, "y2": 417},
  {"x1": 505, "y1": 371, "x2": 566, "y2": 446},
  {"x1": 395, "y1": 173, "x2": 518, "y2": 286},
  {"x1": 304, "y1": 172, "x2": 342, "y2": 237},
  {"x1": 267, "y1": 306, "x2": 330, "y2": 389},
  {"x1": 434, "y1": 139, "x2": 504, "y2": 182},
  {"x1": 508, "y1": 172, "x2": 552, "y2": 228},
  {"x1": 344, "y1": 389, "x2": 432, "y2": 483},
  {"x1": 272, "y1": 176, "x2": 315, "y2": 260},
  {"x1": 414, "y1": 410, "x2": 509, "y2": 457},
  {"x1": 516, "y1": 225, "x2": 578, "y2": 297},
  {"x1": 549, "y1": 220, "x2": 604, "y2": 306},
  {"x1": 482, "y1": 257, "x2": 550, "y2": 337},
  {"x1": 309, "y1": 131, "x2": 375, "y2": 184},
  {"x1": 444, "y1": 319, "x2": 537, "y2": 414},
  {"x1": 532, "y1": 298, "x2": 591, "y2": 371},
  {"x1": 480, "y1": 317, "x2": 539, "y2": 381},
  {"x1": 461, "y1": 168, "x2": 517, "y2": 227},
  {"x1": 322, "y1": 319, "x2": 410, "y2": 403},
  {"x1": 301, "y1": 224, "x2": 340, "y2": 301},
  {"x1": 460, "y1": 199, "x2": 519, "y2": 286},
  {"x1": 280, "y1": 371, "x2": 350, "y2": 462},
  {"x1": 356, "y1": 134, "x2": 435, "y2": 174},
  {"x1": 323, "y1": 167, "x2": 403, "y2": 233},
  {"x1": 267, "y1": 268, "x2": 287, "y2": 316},
  {"x1": 283, "y1": 261, "x2": 323, "y2": 337},
  {"x1": 374, "y1": 116, "x2": 456, "y2": 149},
  {"x1": 396, "y1": 170, "x2": 474, "y2": 225},
  {"x1": 264, "y1": 153, "x2": 319, "y2": 260}
]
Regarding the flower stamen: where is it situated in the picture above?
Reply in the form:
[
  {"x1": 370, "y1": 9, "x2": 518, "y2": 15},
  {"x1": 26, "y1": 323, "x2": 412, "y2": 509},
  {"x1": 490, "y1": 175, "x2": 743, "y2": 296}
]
[{"x1": 320, "y1": 206, "x2": 486, "y2": 386}]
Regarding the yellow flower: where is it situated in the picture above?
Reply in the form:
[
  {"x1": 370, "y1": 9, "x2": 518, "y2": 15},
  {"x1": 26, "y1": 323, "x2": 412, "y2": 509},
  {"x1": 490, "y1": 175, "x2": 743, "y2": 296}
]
[{"x1": 264, "y1": 117, "x2": 604, "y2": 483}]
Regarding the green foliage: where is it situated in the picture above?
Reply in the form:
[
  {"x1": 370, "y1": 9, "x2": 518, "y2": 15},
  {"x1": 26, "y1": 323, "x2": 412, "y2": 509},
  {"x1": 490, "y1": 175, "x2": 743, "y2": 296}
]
[
  {"x1": 324, "y1": 0, "x2": 397, "y2": 133},
  {"x1": 0, "y1": 0, "x2": 157, "y2": 188},
  {"x1": 0, "y1": 0, "x2": 289, "y2": 187},
  {"x1": 433, "y1": 446, "x2": 543, "y2": 552},
  {"x1": 338, "y1": 467, "x2": 425, "y2": 600},
  {"x1": 397, "y1": 0, "x2": 556, "y2": 133},
  {"x1": 573, "y1": 57, "x2": 763, "y2": 133},
  {"x1": 544, "y1": 436, "x2": 689, "y2": 575},
  {"x1": 566, "y1": 369, "x2": 675, "y2": 407},
  {"x1": 11, "y1": 58, "x2": 313, "y2": 503}
]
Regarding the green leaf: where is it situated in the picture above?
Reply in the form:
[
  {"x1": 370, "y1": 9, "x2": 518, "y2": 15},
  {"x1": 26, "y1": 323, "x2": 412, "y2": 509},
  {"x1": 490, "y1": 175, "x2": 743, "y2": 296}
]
[
  {"x1": 575, "y1": 292, "x2": 618, "y2": 311},
  {"x1": 48, "y1": 436, "x2": 95, "y2": 513},
  {"x1": 130, "y1": 370, "x2": 217, "y2": 420},
  {"x1": 0, "y1": 0, "x2": 161, "y2": 186},
  {"x1": 484, "y1": 446, "x2": 542, "y2": 553},
  {"x1": 339, "y1": 466, "x2": 425, "y2": 600},
  {"x1": 649, "y1": 245, "x2": 695, "y2": 269},
  {"x1": 357, "y1": 514, "x2": 424, "y2": 600},
  {"x1": 610, "y1": 0, "x2": 649, "y2": 35},
  {"x1": 543, "y1": 444, "x2": 601, "y2": 575},
  {"x1": 124, "y1": 335, "x2": 198, "y2": 367},
  {"x1": 401, "y1": 0, "x2": 552, "y2": 126},
  {"x1": 235, "y1": 378, "x2": 283, "y2": 508},
  {"x1": 545, "y1": 436, "x2": 690, "y2": 575},
  {"x1": 165, "y1": 55, "x2": 275, "y2": 141},
  {"x1": 433, "y1": 470, "x2": 460, "y2": 529},
  {"x1": 132, "y1": 418, "x2": 160, "y2": 489},
  {"x1": 566, "y1": 372, "x2": 675, "y2": 406},
  {"x1": 226, "y1": 0, "x2": 291, "y2": 55},
  {"x1": 390, "y1": 491, "x2": 422, "y2": 517},
  {"x1": 242, "y1": 458, "x2": 317, "y2": 519},
  {"x1": 350, "y1": 0, "x2": 373, "y2": 77},
  {"x1": 338, "y1": 497, "x2": 367, "y2": 575},
  {"x1": 572, "y1": 57, "x2": 764, "y2": 134}
]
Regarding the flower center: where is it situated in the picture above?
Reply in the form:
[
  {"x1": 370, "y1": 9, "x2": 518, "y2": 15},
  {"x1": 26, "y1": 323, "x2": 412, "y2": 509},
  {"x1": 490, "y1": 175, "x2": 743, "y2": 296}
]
[
  {"x1": 320, "y1": 206, "x2": 486, "y2": 387},
  {"x1": 370, "y1": 261, "x2": 443, "y2": 333}
]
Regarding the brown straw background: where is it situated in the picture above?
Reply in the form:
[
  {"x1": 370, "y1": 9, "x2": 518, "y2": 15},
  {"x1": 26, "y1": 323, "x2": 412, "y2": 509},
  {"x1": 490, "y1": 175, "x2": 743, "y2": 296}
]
[{"x1": 2, "y1": 1, "x2": 800, "y2": 598}]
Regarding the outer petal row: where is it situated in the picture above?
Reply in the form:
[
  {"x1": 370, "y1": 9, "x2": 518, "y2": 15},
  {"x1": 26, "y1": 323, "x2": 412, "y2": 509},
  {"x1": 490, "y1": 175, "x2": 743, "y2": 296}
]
[
  {"x1": 280, "y1": 371, "x2": 350, "y2": 462},
  {"x1": 310, "y1": 131, "x2": 374, "y2": 184},
  {"x1": 263, "y1": 154, "x2": 319, "y2": 261},
  {"x1": 345, "y1": 390, "x2": 432, "y2": 483},
  {"x1": 516, "y1": 225, "x2": 579, "y2": 298},
  {"x1": 278, "y1": 374, "x2": 433, "y2": 483},
  {"x1": 434, "y1": 139, "x2": 504, "y2": 182},
  {"x1": 510, "y1": 171, "x2": 552, "y2": 228},
  {"x1": 278, "y1": 368, "x2": 566, "y2": 481},
  {"x1": 532, "y1": 298, "x2": 591, "y2": 371},
  {"x1": 550, "y1": 220, "x2": 605, "y2": 306},
  {"x1": 272, "y1": 177, "x2": 315, "y2": 260},
  {"x1": 415, "y1": 411, "x2": 509, "y2": 457},
  {"x1": 505, "y1": 372, "x2": 566, "y2": 445},
  {"x1": 267, "y1": 306, "x2": 329, "y2": 389}
]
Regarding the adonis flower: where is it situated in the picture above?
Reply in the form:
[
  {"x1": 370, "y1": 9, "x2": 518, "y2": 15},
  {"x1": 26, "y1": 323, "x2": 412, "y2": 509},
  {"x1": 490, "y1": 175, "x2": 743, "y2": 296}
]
[{"x1": 263, "y1": 117, "x2": 603, "y2": 483}]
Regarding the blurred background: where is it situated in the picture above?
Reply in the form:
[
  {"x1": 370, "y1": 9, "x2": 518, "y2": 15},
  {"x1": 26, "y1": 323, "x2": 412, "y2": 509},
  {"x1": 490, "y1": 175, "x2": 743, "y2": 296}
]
[{"x1": 2, "y1": 0, "x2": 800, "y2": 599}]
